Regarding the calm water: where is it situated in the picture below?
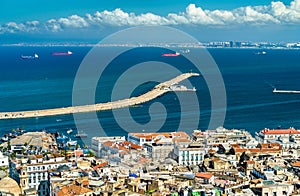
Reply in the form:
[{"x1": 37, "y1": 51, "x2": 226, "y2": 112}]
[{"x1": 0, "y1": 46, "x2": 299, "y2": 139}]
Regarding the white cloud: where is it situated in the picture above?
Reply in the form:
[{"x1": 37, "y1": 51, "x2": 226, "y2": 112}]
[{"x1": 2, "y1": 0, "x2": 300, "y2": 34}]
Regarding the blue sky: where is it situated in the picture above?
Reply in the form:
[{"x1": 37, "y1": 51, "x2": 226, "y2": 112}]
[{"x1": 1, "y1": 0, "x2": 299, "y2": 42}]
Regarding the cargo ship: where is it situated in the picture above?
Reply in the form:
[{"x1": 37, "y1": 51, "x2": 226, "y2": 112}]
[
  {"x1": 52, "y1": 51, "x2": 73, "y2": 56},
  {"x1": 162, "y1": 52, "x2": 180, "y2": 57},
  {"x1": 273, "y1": 88, "x2": 300, "y2": 94},
  {"x1": 21, "y1": 53, "x2": 39, "y2": 59}
]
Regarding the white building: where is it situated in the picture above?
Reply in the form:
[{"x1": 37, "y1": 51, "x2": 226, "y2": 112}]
[
  {"x1": 255, "y1": 128, "x2": 300, "y2": 148},
  {"x1": 18, "y1": 154, "x2": 73, "y2": 196},
  {"x1": 0, "y1": 152, "x2": 9, "y2": 167},
  {"x1": 143, "y1": 137, "x2": 174, "y2": 161},
  {"x1": 91, "y1": 136, "x2": 126, "y2": 158},
  {"x1": 174, "y1": 141, "x2": 205, "y2": 166}
]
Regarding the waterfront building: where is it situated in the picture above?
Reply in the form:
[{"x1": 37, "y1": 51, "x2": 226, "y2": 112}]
[
  {"x1": 204, "y1": 127, "x2": 253, "y2": 149},
  {"x1": 91, "y1": 136, "x2": 126, "y2": 158},
  {"x1": 256, "y1": 128, "x2": 300, "y2": 148},
  {"x1": 9, "y1": 131, "x2": 56, "y2": 153},
  {"x1": 18, "y1": 154, "x2": 73, "y2": 196},
  {"x1": 127, "y1": 131, "x2": 190, "y2": 146}
]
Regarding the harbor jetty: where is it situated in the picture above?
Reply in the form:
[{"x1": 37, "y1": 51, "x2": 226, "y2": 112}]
[{"x1": 0, "y1": 73, "x2": 199, "y2": 120}]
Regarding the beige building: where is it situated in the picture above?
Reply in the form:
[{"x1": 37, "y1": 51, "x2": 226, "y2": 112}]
[
  {"x1": 250, "y1": 179, "x2": 293, "y2": 196},
  {"x1": 0, "y1": 176, "x2": 22, "y2": 196}
]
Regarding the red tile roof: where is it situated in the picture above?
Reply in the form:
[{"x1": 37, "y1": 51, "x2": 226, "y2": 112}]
[
  {"x1": 230, "y1": 144, "x2": 241, "y2": 148},
  {"x1": 292, "y1": 162, "x2": 300, "y2": 167},
  {"x1": 56, "y1": 184, "x2": 92, "y2": 196},
  {"x1": 195, "y1": 172, "x2": 213, "y2": 179},
  {"x1": 93, "y1": 161, "x2": 108, "y2": 170},
  {"x1": 103, "y1": 141, "x2": 114, "y2": 147},
  {"x1": 261, "y1": 128, "x2": 300, "y2": 135},
  {"x1": 123, "y1": 141, "x2": 143, "y2": 149},
  {"x1": 234, "y1": 147, "x2": 281, "y2": 154},
  {"x1": 172, "y1": 138, "x2": 191, "y2": 143},
  {"x1": 208, "y1": 149, "x2": 216, "y2": 153},
  {"x1": 246, "y1": 160, "x2": 255, "y2": 164}
]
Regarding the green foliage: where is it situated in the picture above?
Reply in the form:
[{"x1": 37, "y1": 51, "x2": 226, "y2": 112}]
[
  {"x1": 87, "y1": 150, "x2": 95, "y2": 157},
  {"x1": 7, "y1": 141, "x2": 11, "y2": 151},
  {"x1": 10, "y1": 152, "x2": 16, "y2": 159}
]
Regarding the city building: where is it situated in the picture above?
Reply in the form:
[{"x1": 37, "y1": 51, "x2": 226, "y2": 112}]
[
  {"x1": 256, "y1": 128, "x2": 300, "y2": 148},
  {"x1": 18, "y1": 154, "x2": 73, "y2": 196},
  {"x1": 91, "y1": 136, "x2": 126, "y2": 157},
  {"x1": 174, "y1": 140, "x2": 205, "y2": 166},
  {"x1": 127, "y1": 131, "x2": 190, "y2": 146},
  {"x1": 0, "y1": 151, "x2": 9, "y2": 168},
  {"x1": 9, "y1": 131, "x2": 56, "y2": 153}
]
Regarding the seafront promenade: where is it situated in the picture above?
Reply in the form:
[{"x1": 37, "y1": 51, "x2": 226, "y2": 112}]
[{"x1": 0, "y1": 73, "x2": 199, "y2": 119}]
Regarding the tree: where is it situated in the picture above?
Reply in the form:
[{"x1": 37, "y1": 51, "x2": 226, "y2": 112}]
[
  {"x1": 10, "y1": 152, "x2": 16, "y2": 159},
  {"x1": 87, "y1": 150, "x2": 95, "y2": 157},
  {"x1": 75, "y1": 144, "x2": 80, "y2": 150},
  {"x1": 7, "y1": 141, "x2": 11, "y2": 151}
]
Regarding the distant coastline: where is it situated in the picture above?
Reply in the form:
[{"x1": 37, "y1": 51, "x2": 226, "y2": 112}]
[{"x1": 1, "y1": 41, "x2": 300, "y2": 50}]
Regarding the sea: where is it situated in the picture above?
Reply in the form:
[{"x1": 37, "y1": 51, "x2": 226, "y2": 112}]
[{"x1": 0, "y1": 46, "x2": 300, "y2": 144}]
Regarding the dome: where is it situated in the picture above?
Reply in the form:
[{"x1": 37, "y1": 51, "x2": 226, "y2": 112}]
[{"x1": 0, "y1": 176, "x2": 21, "y2": 196}]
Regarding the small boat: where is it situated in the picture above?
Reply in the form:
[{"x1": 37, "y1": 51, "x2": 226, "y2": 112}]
[
  {"x1": 21, "y1": 53, "x2": 39, "y2": 59},
  {"x1": 67, "y1": 129, "x2": 73, "y2": 134},
  {"x1": 253, "y1": 51, "x2": 267, "y2": 55},
  {"x1": 56, "y1": 134, "x2": 68, "y2": 140},
  {"x1": 52, "y1": 51, "x2": 73, "y2": 56},
  {"x1": 1, "y1": 135, "x2": 9, "y2": 142},
  {"x1": 56, "y1": 119, "x2": 62, "y2": 122},
  {"x1": 66, "y1": 138, "x2": 77, "y2": 146},
  {"x1": 75, "y1": 131, "x2": 87, "y2": 138}
]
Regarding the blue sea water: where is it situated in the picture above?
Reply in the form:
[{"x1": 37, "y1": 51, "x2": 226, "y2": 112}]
[{"x1": 0, "y1": 46, "x2": 300, "y2": 140}]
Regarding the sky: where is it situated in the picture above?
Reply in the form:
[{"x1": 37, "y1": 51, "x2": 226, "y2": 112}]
[{"x1": 0, "y1": 0, "x2": 299, "y2": 43}]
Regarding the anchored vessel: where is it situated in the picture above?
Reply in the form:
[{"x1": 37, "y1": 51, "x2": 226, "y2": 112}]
[
  {"x1": 21, "y1": 53, "x2": 39, "y2": 59},
  {"x1": 52, "y1": 51, "x2": 73, "y2": 56},
  {"x1": 273, "y1": 88, "x2": 300, "y2": 94},
  {"x1": 161, "y1": 52, "x2": 180, "y2": 57}
]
